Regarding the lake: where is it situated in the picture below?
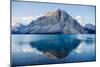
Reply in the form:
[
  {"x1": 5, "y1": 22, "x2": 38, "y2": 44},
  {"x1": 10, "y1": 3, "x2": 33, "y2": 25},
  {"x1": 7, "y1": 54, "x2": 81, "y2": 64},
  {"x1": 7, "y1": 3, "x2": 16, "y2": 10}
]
[{"x1": 11, "y1": 34, "x2": 96, "y2": 66}]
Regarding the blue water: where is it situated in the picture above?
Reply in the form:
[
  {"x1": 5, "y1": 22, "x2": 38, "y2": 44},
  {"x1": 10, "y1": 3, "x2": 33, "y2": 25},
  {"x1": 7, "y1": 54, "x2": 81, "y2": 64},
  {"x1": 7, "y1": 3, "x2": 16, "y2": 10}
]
[{"x1": 11, "y1": 34, "x2": 96, "y2": 66}]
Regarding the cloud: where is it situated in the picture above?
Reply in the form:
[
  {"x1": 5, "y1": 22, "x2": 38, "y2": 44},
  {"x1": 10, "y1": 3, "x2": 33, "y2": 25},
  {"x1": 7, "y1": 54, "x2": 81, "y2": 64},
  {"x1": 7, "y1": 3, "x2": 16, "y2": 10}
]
[
  {"x1": 12, "y1": 17, "x2": 20, "y2": 26},
  {"x1": 75, "y1": 16, "x2": 84, "y2": 25},
  {"x1": 12, "y1": 43, "x2": 22, "y2": 52},
  {"x1": 22, "y1": 16, "x2": 34, "y2": 21},
  {"x1": 20, "y1": 44, "x2": 43, "y2": 54},
  {"x1": 22, "y1": 16, "x2": 42, "y2": 21},
  {"x1": 20, "y1": 44, "x2": 34, "y2": 52},
  {"x1": 12, "y1": 43, "x2": 34, "y2": 52},
  {"x1": 12, "y1": 42, "x2": 43, "y2": 55},
  {"x1": 12, "y1": 16, "x2": 41, "y2": 26},
  {"x1": 21, "y1": 16, "x2": 35, "y2": 25},
  {"x1": 75, "y1": 43, "x2": 83, "y2": 54}
]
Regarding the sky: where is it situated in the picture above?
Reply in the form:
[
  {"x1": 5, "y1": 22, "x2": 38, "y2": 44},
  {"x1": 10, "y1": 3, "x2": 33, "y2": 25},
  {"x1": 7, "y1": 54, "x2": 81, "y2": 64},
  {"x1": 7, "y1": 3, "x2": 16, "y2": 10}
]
[{"x1": 12, "y1": 1, "x2": 96, "y2": 26}]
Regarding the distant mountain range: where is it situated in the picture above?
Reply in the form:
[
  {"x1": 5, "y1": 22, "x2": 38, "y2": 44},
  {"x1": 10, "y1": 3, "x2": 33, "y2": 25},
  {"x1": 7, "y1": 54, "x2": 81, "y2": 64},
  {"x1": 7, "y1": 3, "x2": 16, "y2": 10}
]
[
  {"x1": 83, "y1": 24, "x2": 96, "y2": 34},
  {"x1": 12, "y1": 9, "x2": 95, "y2": 34}
]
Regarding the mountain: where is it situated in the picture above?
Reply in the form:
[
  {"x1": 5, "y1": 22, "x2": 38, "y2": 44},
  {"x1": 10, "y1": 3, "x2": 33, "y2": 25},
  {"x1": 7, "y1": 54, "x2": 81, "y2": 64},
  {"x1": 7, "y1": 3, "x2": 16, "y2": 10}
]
[
  {"x1": 12, "y1": 23, "x2": 26, "y2": 34},
  {"x1": 12, "y1": 9, "x2": 88, "y2": 34},
  {"x1": 84, "y1": 24, "x2": 96, "y2": 34}
]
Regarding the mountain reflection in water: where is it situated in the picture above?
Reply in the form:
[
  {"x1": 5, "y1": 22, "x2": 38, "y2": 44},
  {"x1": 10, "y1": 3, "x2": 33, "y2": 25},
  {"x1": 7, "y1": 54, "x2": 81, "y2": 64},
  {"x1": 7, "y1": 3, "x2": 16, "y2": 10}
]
[
  {"x1": 11, "y1": 34, "x2": 96, "y2": 66},
  {"x1": 30, "y1": 38, "x2": 81, "y2": 59}
]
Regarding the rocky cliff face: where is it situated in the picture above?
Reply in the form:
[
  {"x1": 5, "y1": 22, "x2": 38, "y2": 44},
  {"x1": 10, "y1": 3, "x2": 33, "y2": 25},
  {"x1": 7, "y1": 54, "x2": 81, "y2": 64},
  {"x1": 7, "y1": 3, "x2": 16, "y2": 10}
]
[{"x1": 12, "y1": 9, "x2": 87, "y2": 34}]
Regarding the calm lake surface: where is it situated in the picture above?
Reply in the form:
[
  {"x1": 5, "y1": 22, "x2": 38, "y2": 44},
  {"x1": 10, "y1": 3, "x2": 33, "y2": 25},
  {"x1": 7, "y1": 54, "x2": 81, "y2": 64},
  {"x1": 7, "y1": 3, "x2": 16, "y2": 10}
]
[{"x1": 11, "y1": 34, "x2": 96, "y2": 66}]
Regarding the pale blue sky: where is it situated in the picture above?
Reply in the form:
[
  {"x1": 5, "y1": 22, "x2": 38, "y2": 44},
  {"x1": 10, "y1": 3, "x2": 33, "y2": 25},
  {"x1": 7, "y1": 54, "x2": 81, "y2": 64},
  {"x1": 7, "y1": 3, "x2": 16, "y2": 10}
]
[{"x1": 12, "y1": 1, "x2": 96, "y2": 26}]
